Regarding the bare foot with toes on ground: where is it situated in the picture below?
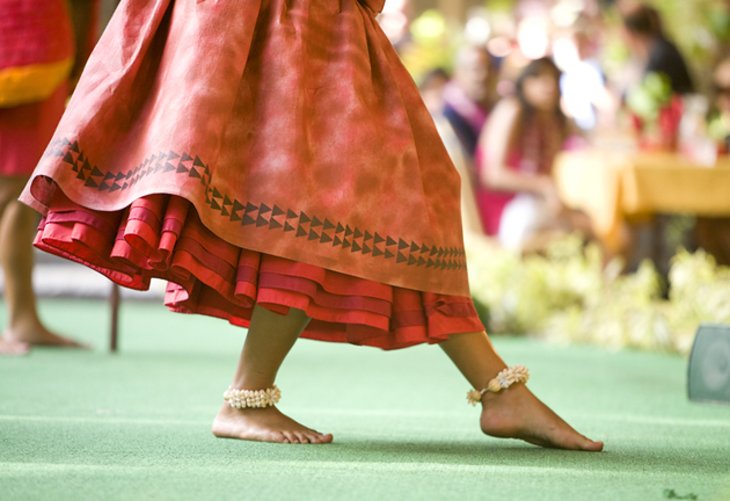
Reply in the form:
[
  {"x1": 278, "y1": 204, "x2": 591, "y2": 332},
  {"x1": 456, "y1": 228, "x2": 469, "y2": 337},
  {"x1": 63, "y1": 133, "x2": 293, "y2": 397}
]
[
  {"x1": 0, "y1": 337, "x2": 29, "y2": 356},
  {"x1": 480, "y1": 384, "x2": 603, "y2": 451},
  {"x1": 0, "y1": 322, "x2": 88, "y2": 356},
  {"x1": 212, "y1": 404, "x2": 333, "y2": 444},
  {"x1": 210, "y1": 384, "x2": 602, "y2": 450}
]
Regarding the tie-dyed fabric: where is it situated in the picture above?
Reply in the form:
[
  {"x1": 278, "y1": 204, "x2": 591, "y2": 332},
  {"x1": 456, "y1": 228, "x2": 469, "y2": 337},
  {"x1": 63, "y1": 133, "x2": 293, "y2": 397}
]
[{"x1": 20, "y1": 0, "x2": 484, "y2": 349}]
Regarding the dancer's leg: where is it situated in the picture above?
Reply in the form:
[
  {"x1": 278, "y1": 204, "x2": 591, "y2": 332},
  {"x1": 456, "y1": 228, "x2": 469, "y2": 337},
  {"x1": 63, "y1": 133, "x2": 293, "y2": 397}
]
[
  {"x1": 212, "y1": 305, "x2": 333, "y2": 444},
  {"x1": 0, "y1": 178, "x2": 84, "y2": 353},
  {"x1": 0, "y1": 181, "x2": 27, "y2": 355},
  {"x1": 440, "y1": 331, "x2": 603, "y2": 451}
]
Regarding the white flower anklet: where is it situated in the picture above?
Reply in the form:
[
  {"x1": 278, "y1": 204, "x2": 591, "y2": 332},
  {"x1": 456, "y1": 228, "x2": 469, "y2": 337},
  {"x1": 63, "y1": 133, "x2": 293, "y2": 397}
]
[
  {"x1": 466, "y1": 365, "x2": 529, "y2": 405},
  {"x1": 223, "y1": 385, "x2": 281, "y2": 409}
]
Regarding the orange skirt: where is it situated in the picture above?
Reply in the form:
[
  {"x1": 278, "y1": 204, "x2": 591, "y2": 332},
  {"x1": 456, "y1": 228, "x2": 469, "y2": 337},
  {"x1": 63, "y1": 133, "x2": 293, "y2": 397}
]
[{"x1": 21, "y1": 0, "x2": 484, "y2": 349}]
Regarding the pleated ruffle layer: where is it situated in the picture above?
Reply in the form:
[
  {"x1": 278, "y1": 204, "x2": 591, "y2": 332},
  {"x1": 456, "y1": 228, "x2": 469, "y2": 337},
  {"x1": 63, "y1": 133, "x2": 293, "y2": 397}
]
[{"x1": 34, "y1": 183, "x2": 483, "y2": 350}]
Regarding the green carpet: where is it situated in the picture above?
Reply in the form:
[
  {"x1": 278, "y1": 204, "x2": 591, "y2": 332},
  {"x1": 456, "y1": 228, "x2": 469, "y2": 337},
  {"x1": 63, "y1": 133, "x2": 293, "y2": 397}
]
[{"x1": 1, "y1": 298, "x2": 729, "y2": 500}]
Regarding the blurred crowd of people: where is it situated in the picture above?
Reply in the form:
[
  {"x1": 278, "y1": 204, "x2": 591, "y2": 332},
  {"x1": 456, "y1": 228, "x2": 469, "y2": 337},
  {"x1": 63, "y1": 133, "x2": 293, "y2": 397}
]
[{"x1": 387, "y1": 0, "x2": 730, "y2": 267}]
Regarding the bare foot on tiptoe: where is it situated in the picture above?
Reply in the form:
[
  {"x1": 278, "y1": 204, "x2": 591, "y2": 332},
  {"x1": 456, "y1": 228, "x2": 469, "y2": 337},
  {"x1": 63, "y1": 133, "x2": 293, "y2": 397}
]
[
  {"x1": 2, "y1": 323, "x2": 88, "y2": 349},
  {"x1": 480, "y1": 384, "x2": 604, "y2": 451},
  {"x1": 0, "y1": 337, "x2": 30, "y2": 356},
  {"x1": 212, "y1": 404, "x2": 333, "y2": 444}
]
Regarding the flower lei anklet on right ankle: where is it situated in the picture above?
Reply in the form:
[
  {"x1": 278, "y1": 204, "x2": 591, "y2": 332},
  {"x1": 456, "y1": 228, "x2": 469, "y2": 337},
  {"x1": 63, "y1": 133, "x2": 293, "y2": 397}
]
[
  {"x1": 466, "y1": 365, "x2": 529, "y2": 405},
  {"x1": 223, "y1": 385, "x2": 281, "y2": 409}
]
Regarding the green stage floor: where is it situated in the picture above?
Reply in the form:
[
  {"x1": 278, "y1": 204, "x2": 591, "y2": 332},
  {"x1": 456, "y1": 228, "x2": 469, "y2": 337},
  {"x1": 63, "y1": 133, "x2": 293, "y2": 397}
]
[{"x1": 1, "y1": 298, "x2": 729, "y2": 500}]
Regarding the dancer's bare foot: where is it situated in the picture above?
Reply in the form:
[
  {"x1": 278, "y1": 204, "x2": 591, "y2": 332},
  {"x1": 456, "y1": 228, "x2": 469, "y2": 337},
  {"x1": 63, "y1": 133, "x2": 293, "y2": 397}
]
[
  {"x1": 2, "y1": 322, "x2": 88, "y2": 349},
  {"x1": 480, "y1": 384, "x2": 604, "y2": 451},
  {"x1": 0, "y1": 337, "x2": 30, "y2": 356},
  {"x1": 212, "y1": 404, "x2": 333, "y2": 444}
]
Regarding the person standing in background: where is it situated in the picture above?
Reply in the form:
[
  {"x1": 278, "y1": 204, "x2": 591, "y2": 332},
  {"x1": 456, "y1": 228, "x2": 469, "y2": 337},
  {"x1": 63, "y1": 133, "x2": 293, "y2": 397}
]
[
  {"x1": 439, "y1": 46, "x2": 499, "y2": 235},
  {"x1": 442, "y1": 45, "x2": 498, "y2": 161},
  {"x1": 559, "y1": 17, "x2": 617, "y2": 133},
  {"x1": 620, "y1": 3, "x2": 694, "y2": 95},
  {"x1": 619, "y1": 3, "x2": 695, "y2": 283},
  {"x1": 419, "y1": 67, "x2": 485, "y2": 236},
  {"x1": 0, "y1": 0, "x2": 96, "y2": 355},
  {"x1": 476, "y1": 57, "x2": 593, "y2": 252}
]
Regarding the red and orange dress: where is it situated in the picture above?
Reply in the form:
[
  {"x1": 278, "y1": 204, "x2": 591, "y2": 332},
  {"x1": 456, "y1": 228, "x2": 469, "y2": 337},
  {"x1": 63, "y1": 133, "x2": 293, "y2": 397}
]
[
  {"x1": 19, "y1": 0, "x2": 484, "y2": 349},
  {"x1": 0, "y1": 0, "x2": 75, "y2": 178}
]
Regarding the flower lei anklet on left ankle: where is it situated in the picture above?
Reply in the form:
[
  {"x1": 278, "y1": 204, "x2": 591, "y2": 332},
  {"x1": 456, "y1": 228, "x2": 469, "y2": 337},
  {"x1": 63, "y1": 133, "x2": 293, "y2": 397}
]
[
  {"x1": 466, "y1": 365, "x2": 529, "y2": 405},
  {"x1": 223, "y1": 385, "x2": 281, "y2": 409}
]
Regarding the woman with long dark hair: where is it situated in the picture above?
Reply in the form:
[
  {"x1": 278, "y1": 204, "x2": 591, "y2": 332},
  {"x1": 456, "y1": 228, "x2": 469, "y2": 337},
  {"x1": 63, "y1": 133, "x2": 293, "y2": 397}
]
[{"x1": 477, "y1": 57, "x2": 590, "y2": 251}]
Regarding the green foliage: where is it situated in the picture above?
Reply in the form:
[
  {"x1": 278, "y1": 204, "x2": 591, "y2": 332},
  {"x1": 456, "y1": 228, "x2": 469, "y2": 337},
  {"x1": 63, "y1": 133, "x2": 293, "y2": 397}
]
[
  {"x1": 482, "y1": 0, "x2": 514, "y2": 13},
  {"x1": 666, "y1": 248, "x2": 730, "y2": 352},
  {"x1": 401, "y1": 10, "x2": 459, "y2": 82},
  {"x1": 467, "y1": 234, "x2": 605, "y2": 335},
  {"x1": 626, "y1": 72, "x2": 672, "y2": 121},
  {"x1": 467, "y1": 235, "x2": 730, "y2": 354},
  {"x1": 707, "y1": 112, "x2": 730, "y2": 142}
]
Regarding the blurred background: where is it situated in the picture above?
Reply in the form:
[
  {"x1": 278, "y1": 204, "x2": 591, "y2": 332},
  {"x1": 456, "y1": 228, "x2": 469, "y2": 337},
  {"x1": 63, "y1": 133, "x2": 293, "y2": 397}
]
[{"x1": 376, "y1": 0, "x2": 730, "y2": 356}]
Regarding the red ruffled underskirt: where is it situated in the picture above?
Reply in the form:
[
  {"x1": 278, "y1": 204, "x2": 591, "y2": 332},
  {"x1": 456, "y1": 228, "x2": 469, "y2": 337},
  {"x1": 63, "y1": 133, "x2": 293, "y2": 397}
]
[{"x1": 34, "y1": 186, "x2": 483, "y2": 349}]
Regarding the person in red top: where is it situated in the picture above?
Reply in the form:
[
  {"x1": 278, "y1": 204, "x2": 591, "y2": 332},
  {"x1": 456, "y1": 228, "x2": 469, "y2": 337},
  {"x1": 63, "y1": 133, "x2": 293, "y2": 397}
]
[
  {"x1": 19, "y1": 0, "x2": 602, "y2": 450},
  {"x1": 476, "y1": 57, "x2": 592, "y2": 251},
  {"x1": 0, "y1": 0, "x2": 98, "y2": 355}
]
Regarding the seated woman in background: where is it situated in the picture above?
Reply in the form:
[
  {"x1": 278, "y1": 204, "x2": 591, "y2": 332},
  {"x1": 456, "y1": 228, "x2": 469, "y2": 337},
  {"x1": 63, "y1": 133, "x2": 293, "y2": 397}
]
[{"x1": 476, "y1": 57, "x2": 592, "y2": 252}]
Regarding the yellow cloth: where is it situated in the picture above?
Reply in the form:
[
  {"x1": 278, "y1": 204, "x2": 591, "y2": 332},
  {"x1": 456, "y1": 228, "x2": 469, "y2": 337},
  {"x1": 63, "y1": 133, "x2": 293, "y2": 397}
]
[
  {"x1": 554, "y1": 150, "x2": 730, "y2": 253},
  {"x1": 0, "y1": 57, "x2": 72, "y2": 107}
]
